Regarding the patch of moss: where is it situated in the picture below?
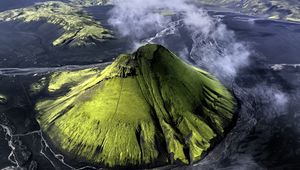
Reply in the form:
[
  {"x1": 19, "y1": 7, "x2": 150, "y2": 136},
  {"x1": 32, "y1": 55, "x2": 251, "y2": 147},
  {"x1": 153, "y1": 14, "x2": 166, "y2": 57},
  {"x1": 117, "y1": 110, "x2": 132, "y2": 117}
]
[
  {"x1": 68, "y1": 0, "x2": 110, "y2": 7},
  {"x1": 0, "y1": 94, "x2": 7, "y2": 105},
  {"x1": 30, "y1": 77, "x2": 47, "y2": 96},
  {"x1": 0, "y1": 1, "x2": 113, "y2": 47},
  {"x1": 35, "y1": 44, "x2": 236, "y2": 168},
  {"x1": 48, "y1": 68, "x2": 101, "y2": 93}
]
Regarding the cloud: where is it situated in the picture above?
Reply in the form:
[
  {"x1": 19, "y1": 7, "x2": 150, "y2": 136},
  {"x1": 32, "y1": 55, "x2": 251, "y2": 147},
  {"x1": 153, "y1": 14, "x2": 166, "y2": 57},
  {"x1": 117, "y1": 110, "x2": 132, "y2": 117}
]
[
  {"x1": 108, "y1": 0, "x2": 289, "y2": 113},
  {"x1": 246, "y1": 83, "x2": 289, "y2": 118},
  {"x1": 108, "y1": 0, "x2": 250, "y2": 78}
]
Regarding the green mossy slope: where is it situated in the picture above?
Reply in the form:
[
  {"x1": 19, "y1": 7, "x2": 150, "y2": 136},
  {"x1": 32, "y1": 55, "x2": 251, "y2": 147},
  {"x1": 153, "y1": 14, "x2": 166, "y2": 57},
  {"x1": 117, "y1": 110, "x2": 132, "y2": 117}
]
[{"x1": 35, "y1": 44, "x2": 236, "y2": 168}]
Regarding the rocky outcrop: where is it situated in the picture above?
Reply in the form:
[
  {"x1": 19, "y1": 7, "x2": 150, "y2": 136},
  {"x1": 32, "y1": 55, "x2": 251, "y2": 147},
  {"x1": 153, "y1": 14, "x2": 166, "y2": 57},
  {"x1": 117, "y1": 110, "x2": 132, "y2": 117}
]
[{"x1": 0, "y1": 94, "x2": 7, "y2": 105}]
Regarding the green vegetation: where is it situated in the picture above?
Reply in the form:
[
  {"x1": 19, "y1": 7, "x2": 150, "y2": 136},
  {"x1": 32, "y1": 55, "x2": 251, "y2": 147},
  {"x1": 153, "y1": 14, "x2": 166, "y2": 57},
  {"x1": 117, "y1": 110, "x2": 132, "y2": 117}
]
[
  {"x1": 0, "y1": 1, "x2": 113, "y2": 47},
  {"x1": 0, "y1": 94, "x2": 7, "y2": 105},
  {"x1": 48, "y1": 68, "x2": 101, "y2": 92},
  {"x1": 35, "y1": 44, "x2": 236, "y2": 168},
  {"x1": 197, "y1": 0, "x2": 300, "y2": 22},
  {"x1": 68, "y1": 0, "x2": 110, "y2": 7},
  {"x1": 159, "y1": 10, "x2": 176, "y2": 16},
  {"x1": 30, "y1": 77, "x2": 47, "y2": 96}
]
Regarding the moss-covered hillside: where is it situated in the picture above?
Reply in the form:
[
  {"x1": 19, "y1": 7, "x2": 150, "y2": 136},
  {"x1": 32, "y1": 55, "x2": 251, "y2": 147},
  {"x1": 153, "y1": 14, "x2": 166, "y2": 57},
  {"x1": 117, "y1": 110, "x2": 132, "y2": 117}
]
[
  {"x1": 0, "y1": 1, "x2": 112, "y2": 47},
  {"x1": 35, "y1": 44, "x2": 236, "y2": 168}
]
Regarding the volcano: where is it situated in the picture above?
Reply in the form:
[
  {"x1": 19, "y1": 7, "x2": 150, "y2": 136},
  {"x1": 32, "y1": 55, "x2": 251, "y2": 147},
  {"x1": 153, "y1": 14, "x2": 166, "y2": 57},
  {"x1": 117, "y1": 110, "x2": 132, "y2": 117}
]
[{"x1": 35, "y1": 44, "x2": 236, "y2": 168}]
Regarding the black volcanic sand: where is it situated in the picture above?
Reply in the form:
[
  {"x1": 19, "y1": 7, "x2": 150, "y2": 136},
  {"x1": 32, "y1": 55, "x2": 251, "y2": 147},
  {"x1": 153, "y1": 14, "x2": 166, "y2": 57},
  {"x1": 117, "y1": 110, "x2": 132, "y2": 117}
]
[
  {"x1": 177, "y1": 68, "x2": 300, "y2": 170},
  {"x1": 221, "y1": 14, "x2": 300, "y2": 64},
  {"x1": 0, "y1": 5, "x2": 300, "y2": 170},
  {"x1": 0, "y1": 5, "x2": 130, "y2": 68},
  {"x1": 0, "y1": 20, "x2": 130, "y2": 68}
]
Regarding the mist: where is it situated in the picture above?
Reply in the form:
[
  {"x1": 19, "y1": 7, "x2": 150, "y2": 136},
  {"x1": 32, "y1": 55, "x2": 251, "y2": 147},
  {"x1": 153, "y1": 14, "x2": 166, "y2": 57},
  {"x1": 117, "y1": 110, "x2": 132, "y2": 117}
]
[
  {"x1": 250, "y1": 83, "x2": 289, "y2": 118},
  {"x1": 107, "y1": 0, "x2": 291, "y2": 117},
  {"x1": 108, "y1": 0, "x2": 250, "y2": 78}
]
